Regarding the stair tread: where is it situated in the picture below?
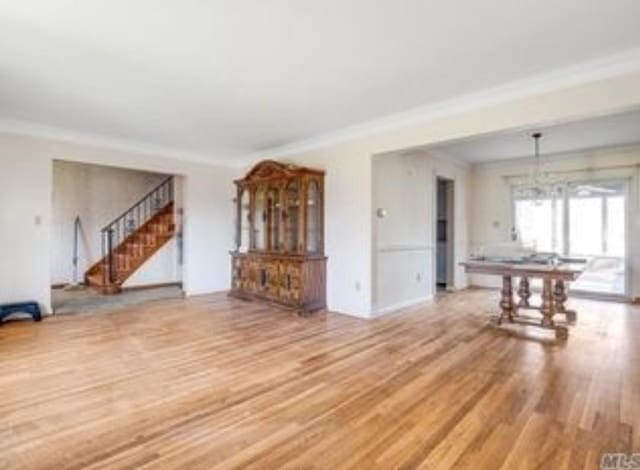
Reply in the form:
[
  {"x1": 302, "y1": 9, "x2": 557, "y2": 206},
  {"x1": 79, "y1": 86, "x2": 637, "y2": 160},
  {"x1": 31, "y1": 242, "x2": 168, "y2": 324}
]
[{"x1": 85, "y1": 200, "x2": 176, "y2": 289}]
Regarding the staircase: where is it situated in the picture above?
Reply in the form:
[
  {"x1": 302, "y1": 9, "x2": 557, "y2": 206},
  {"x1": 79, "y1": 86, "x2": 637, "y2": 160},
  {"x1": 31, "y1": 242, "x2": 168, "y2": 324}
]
[{"x1": 85, "y1": 176, "x2": 176, "y2": 294}]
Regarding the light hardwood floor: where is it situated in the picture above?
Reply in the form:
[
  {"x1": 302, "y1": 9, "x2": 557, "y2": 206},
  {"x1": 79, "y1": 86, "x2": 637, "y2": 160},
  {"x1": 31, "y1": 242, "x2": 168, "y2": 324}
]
[{"x1": 0, "y1": 290, "x2": 638, "y2": 469}]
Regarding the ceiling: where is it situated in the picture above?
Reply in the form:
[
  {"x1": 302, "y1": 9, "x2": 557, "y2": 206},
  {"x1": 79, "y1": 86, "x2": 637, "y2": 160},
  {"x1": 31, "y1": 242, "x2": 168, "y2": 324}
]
[
  {"x1": 432, "y1": 108, "x2": 640, "y2": 164},
  {"x1": 1, "y1": 1, "x2": 640, "y2": 165}
]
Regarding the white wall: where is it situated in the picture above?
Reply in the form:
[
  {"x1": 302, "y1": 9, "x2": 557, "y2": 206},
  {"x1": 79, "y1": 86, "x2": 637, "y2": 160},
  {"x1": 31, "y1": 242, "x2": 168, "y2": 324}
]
[
  {"x1": 372, "y1": 151, "x2": 470, "y2": 315},
  {"x1": 373, "y1": 153, "x2": 432, "y2": 314},
  {"x1": 0, "y1": 156, "x2": 52, "y2": 310},
  {"x1": 430, "y1": 152, "x2": 471, "y2": 292},
  {"x1": 51, "y1": 160, "x2": 181, "y2": 287},
  {"x1": 2, "y1": 71, "x2": 640, "y2": 317},
  {"x1": 0, "y1": 133, "x2": 238, "y2": 313},
  {"x1": 263, "y1": 70, "x2": 640, "y2": 317},
  {"x1": 274, "y1": 144, "x2": 373, "y2": 317},
  {"x1": 469, "y1": 146, "x2": 640, "y2": 297}
]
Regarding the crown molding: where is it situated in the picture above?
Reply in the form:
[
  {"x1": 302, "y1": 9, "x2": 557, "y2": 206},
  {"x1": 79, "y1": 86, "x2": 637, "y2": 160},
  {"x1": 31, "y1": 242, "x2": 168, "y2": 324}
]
[
  {"x1": 0, "y1": 118, "x2": 247, "y2": 168},
  {"x1": 261, "y1": 48, "x2": 640, "y2": 158},
  {"x1": 2, "y1": 48, "x2": 640, "y2": 167}
]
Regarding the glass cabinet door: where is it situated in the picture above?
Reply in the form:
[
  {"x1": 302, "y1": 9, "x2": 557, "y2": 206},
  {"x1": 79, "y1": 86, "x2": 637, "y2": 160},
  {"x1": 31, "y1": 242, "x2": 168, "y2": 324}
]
[
  {"x1": 306, "y1": 179, "x2": 322, "y2": 253},
  {"x1": 267, "y1": 187, "x2": 280, "y2": 251},
  {"x1": 253, "y1": 187, "x2": 266, "y2": 250},
  {"x1": 238, "y1": 189, "x2": 250, "y2": 252},
  {"x1": 285, "y1": 181, "x2": 300, "y2": 252}
]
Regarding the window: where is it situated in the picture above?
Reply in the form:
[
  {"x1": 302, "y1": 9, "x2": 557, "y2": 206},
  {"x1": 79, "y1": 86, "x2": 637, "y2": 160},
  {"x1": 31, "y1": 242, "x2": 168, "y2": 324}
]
[
  {"x1": 606, "y1": 196, "x2": 625, "y2": 257},
  {"x1": 568, "y1": 196, "x2": 602, "y2": 257},
  {"x1": 513, "y1": 180, "x2": 627, "y2": 296},
  {"x1": 513, "y1": 187, "x2": 564, "y2": 253}
]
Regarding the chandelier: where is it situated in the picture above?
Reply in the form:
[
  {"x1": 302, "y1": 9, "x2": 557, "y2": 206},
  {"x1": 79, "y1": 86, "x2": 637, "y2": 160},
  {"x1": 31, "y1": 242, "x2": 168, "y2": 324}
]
[{"x1": 527, "y1": 132, "x2": 553, "y2": 203}]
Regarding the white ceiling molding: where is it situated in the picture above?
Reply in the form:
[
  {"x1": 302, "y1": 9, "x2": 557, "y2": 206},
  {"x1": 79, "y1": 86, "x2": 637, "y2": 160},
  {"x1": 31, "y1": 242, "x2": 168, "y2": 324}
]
[
  {"x1": 1, "y1": 45, "x2": 639, "y2": 167},
  {"x1": 261, "y1": 48, "x2": 640, "y2": 158},
  {"x1": 0, "y1": 118, "x2": 247, "y2": 168}
]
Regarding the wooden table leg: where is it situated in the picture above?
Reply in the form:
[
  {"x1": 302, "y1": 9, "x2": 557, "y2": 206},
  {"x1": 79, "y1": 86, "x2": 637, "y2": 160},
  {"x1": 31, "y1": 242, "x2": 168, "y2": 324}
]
[
  {"x1": 554, "y1": 279, "x2": 577, "y2": 322},
  {"x1": 499, "y1": 275, "x2": 514, "y2": 324},
  {"x1": 541, "y1": 278, "x2": 555, "y2": 328},
  {"x1": 517, "y1": 276, "x2": 531, "y2": 311},
  {"x1": 540, "y1": 278, "x2": 567, "y2": 339}
]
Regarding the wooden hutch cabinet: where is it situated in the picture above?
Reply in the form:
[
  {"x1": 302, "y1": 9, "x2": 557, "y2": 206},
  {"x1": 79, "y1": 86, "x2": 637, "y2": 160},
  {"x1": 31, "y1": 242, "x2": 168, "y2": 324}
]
[{"x1": 229, "y1": 160, "x2": 327, "y2": 314}]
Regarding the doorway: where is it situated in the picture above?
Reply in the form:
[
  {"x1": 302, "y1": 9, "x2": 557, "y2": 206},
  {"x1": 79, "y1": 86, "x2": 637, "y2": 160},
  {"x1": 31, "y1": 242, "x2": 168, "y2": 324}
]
[
  {"x1": 50, "y1": 160, "x2": 185, "y2": 315},
  {"x1": 435, "y1": 177, "x2": 455, "y2": 291}
]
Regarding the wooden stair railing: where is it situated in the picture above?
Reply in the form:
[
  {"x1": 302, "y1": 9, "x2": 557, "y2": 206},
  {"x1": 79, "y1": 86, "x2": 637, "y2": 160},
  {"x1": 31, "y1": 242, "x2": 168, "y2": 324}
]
[{"x1": 85, "y1": 176, "x2": 176, "y2": 294}]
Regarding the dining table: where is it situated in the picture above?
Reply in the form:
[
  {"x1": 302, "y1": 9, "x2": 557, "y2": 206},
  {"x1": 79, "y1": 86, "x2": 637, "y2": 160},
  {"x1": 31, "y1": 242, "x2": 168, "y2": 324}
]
[{"x1": 460, "y1": 257, "x2": 585, "y2": 339}]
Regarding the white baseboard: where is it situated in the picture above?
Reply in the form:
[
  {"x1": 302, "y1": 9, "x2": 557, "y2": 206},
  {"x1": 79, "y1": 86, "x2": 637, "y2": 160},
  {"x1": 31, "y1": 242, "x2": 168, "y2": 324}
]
[
  {"x1": 372, "y1": 295, "x2": 434, "y2": 317},
  {"x1": 329, "y1": 309, "x2": 372, "y2": 319}
]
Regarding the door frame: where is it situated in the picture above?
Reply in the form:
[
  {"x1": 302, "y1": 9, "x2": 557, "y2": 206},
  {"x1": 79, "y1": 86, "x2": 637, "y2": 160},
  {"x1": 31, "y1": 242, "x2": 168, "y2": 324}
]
[{"x1": 433, "y1": 175, "x2": 455, "y2": 292}]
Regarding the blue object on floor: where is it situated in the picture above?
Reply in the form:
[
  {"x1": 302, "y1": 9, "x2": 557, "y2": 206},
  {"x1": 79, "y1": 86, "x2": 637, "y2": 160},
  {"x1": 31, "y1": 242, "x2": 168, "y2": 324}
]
[{"x1": 0, "y1": 302, "x2": 42, "y2": 323}]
